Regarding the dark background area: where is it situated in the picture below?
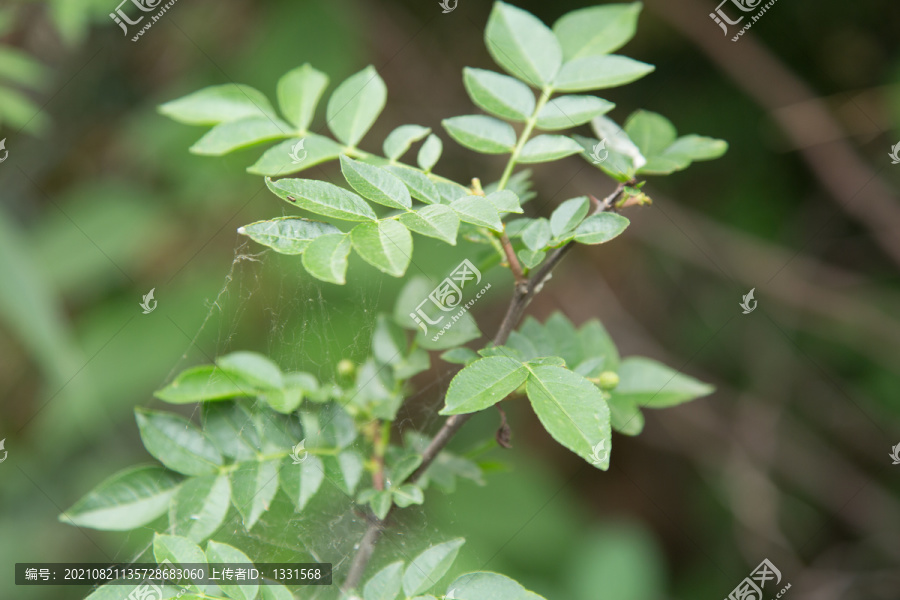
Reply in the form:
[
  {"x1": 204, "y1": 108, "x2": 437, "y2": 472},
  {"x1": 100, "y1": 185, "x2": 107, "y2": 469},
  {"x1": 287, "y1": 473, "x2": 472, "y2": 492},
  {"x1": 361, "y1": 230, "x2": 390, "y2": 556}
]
[{"x1": 1, "y1": 0, "x2": 899, "y2": 598}]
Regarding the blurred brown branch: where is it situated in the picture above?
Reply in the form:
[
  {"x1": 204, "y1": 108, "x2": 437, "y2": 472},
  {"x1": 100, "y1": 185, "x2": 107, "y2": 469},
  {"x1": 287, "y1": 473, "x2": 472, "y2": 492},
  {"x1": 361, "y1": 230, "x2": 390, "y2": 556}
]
[{"x1": 646, "y1": 0, "x2": 900, "y2": 270}]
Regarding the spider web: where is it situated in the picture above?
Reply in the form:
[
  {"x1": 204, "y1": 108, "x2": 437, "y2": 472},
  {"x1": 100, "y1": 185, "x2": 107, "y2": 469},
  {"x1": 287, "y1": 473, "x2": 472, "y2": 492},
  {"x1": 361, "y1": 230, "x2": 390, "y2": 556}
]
[{"x1": 103, "y1": 236, "x2": 456, "y2": 600}]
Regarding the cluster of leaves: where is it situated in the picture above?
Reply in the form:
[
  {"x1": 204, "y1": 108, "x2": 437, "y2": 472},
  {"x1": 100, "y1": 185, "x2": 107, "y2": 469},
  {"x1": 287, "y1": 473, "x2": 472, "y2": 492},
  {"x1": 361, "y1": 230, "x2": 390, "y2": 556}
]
[
  {"x1": 159, "y1": 1, "x2": 723, "y2": 286},
  {"x1": 76, "y1": 533, "x2": 295, "y2": 600},
  {"x1": 354, "y1": 538, "x2": 546, "y2": 600},
  {"x1": 441, "y1": 312, "x2": 713, "y2": 468},
  {"x1": 63, "y1": 3, "x2": 727, "y2": 599},
  {"x1": 61, "y1": 311, "x2": 485, "y2": 534}
]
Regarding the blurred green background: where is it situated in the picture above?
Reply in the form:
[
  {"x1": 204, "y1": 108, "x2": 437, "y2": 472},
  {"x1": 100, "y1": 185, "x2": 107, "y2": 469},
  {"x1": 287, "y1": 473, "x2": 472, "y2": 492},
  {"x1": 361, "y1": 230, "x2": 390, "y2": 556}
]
[{"x1": 1, "y1": 0, "x2": 899, "y2": 598}]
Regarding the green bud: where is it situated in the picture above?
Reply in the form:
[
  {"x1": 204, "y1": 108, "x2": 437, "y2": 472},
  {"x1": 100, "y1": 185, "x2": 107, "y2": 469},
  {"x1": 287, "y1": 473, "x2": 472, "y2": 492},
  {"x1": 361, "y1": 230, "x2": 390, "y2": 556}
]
[
  {"x1": 597, "y1": 371, "x2": 619, "y2": 390},
  {"x1": 337, "y1": 359, "x2": 355, "y2": 377}
]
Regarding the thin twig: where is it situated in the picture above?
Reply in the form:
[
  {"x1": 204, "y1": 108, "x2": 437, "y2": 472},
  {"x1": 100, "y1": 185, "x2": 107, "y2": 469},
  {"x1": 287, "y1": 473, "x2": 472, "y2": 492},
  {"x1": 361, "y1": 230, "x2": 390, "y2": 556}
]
[{"x1": 500, "y1": 232, "x2": 526, "y2": 284}]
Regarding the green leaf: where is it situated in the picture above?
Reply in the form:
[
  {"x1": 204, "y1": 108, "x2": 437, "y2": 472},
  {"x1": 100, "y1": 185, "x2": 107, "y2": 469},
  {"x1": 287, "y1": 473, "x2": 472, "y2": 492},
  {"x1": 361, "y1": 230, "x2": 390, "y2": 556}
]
[
  {"x1": 400, "y1": 204, "x2": 460, "y2": 245},
  {"x1": 485, "y1": 2, "x2": 562, "y2": 87},
  {"x1": 372, "y1": 313, "x2": 407, "y2": 366},
  {"x1": 203, "y1": 403, "x2": 262, "y2": 461},
  {"x1": 519, "y1": 135, "x2": 582, "y2": 164},
  {"x1": 365, "y1": 489, "x2": 394, "y2": 519},
  {"x1": 519, "y1": 316, "x2": 555, "y2": 356},
  {"x1": 171, "y1": 474, "x2": 231, "y2": 542},
  {"x1": 573, "y1": 213, "x2": 629, "y2": 244},
  {"x1": 608, "y1": 392, "x2": 645, "y2": 436},
  {"x1": 340, "y1": 156, "x2": 412, "y2": 210},
  {"x1": 450, "y1": 197, "x2": 503, "y2": 231},
  {"x1": 392, "y1": 484, "x2": 425, "y2": 507},
  {"x1": 550, "y1": 196, "x2": 590, "y2": 237},
  {"x1": 553, "y1": 55, "x2": 654, "y2": 92},
  {"x1": 384, "y1": 165, "x2": 441, "y2": 205},
  {"x1": 280, "y1": 454, "x2": 324, "y2": 512},
  {"x1": 403, "y1": 538, "x2": 466, "y2": 597},
  {"x1": 364, "y1": 561, "x2": 404, "y2": 600},
  {"x1": 159, "y1": 84, "x2": 275, "y2": 125},
  {"x1": 389, "y1": 453, "x2": 423, "y2": 483},
  {"x1": 442, "y1": 115, "x2": 516, "y2": 154},
  {"x1": 517, "y1": 249, "x2": 545, "y2": 269},
  {"x1": 136, "y1": 409, "x2": 223, "y2": 476},
  {"x1": 579, "y1": 320, "x2": 619, "y2": 371},
  {"x1": 277, "y1": 63, "x2": 329, "y2": 131},
  {"x1": 433, "y1": 178, "x2": 471, "y2": 204},
  {"x1": 543, "y1": 312, "x2": 582, "y2": 366},
  {"x1": 661, "y1": 134, "x2": 728, "y2": 162},
  {"x1": 527, "y1": 356, "x2": 567, "y2": 367},
  {"x1": 302, "y1": 233, "x2": 352, "y2": 284},
  {"x1": 446, "y1": 572, "x2": 547, "y2": 600},
  {"x1": 614, "y1": 357, "x2": 714, "y2": 408},
  {"x1": 324, "y1": 450, "x2": 365, "y2": 495},
  {"x1": 238, "y1": 217, "x2": 341, "y2": 255},
  {"x1": 383, "y1": 125, "x2": 431, "y2": 160},
  {"x1": 153, "y1": 533, "x2": 207, "y2": 568},
  {"x1": 521, "y1": 218, "x2": 552, "y2": 251},
  {"x1": 536, "y1": 95, "x2": 614, "y2": 131},
  {"x1": 506, "y1": 330, "x2": 540, "y2": 360},
  {"x1": 247, "y1": 134, "x2": 345, "y2": 176},
  {"x1": 60, "y1": 465, "x2": 180, "y2": 531},
  {"x1": 525, "y1": 365, "x2": 612, "y2": 469},
  {"x1": 206, "y1": 541, "x2": 258, "y2": 600},
  {"x1": 230, "y1": 458, "x2": 279, "y2": 529},
  {"x1": 485, "y1": 190, "x2": 522, "y2": 214},
  {"x1": 216, "y1": 351, "x2": 283, "y2": 389},
  {"x1": 327, "y1": 65, "x2": 387, "y2": 147},
  {"x1": 83, "y1": 583, "x2": 186, "y2": 600},
  {"x1": 553, "y1": 3, "x2": 643, "y2": 60},
  {"x1": 265, "y1": 177, "x2": 377, "y2": 222},
  {"x1": 440, "y1": 347, "x2": 479, "y2": 365},
  {"x1": 351, "y1": 220, "x2": 413, "y2": 277},
  {"x1": 190, "y1": 116, "x2": 291, "y2": 155},
  {"x1": 625, "y1": 110, "x2": 677, "y2": 158},
  {"x1": 418, "y1": 134, "x2": 443, "y2": 172},
  {"x1": 441, "y1": 356, "x2": 527, "y2": 415},
  {"x1": 259, "y1": 583, "x2": 295, "y2": 600},
  {"x1": 575, "y1": 126, "x2": 646, "y2": 181},
  {"x1": 478, "y1": 345, "x2": 524, "y2": 361},
  {"x1": 155, "y1": 365, "x2": 255, "y2": 404},
  {"x1": 462, "y1": 67, "x2": 535, "y2": 122}
]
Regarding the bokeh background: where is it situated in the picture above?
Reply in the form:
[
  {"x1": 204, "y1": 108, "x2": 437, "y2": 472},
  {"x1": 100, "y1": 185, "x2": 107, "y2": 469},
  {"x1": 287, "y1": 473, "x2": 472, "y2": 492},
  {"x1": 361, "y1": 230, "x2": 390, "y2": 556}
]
[{"x1": 2, "y1": 0, "x2": 899, "y2": 598}]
